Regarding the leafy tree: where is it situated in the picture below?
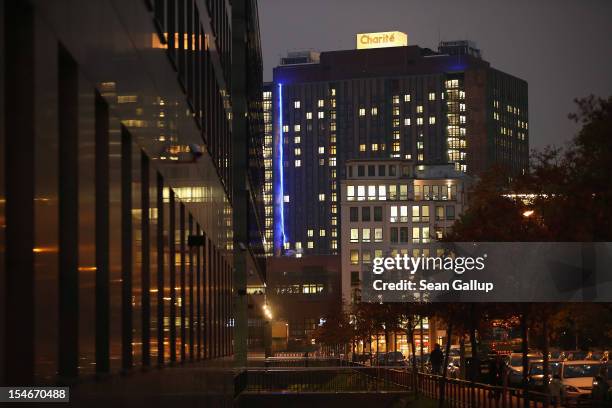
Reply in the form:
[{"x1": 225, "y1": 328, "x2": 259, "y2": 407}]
[
  {"x1": 352, "y1": 302, "x2": 379, "y2": 359},
  {"x1": 313, "y1": 304, "x2": 353, "y2": 356},
  {"x1": 516, "y1": 95, "x2": 612, "y2": 240},
  {"x1": 445, "y1": 167, "x2": 547, "y2": 242},
  {"x1": 444, "y1": 95, "x2": 612, "y2": 405}
]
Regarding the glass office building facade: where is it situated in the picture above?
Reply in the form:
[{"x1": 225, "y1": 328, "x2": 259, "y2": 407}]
[{"x1": 1, "y1": 0, "x2": 265, "y2": 393}]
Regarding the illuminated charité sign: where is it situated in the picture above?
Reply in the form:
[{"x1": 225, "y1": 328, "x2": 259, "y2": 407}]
[{"x1": 356, "y1": 31, "x2": 408, "y2": 49}]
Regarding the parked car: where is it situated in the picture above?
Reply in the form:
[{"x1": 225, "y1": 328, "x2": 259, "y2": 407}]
[
  {"x1": 447, "y1": 356, "x2": 461, "y2": 378},
  {"x1": 420, "y1": 353, "x2": 434, "y2": 373},
  {"x1": 375, "y1": 351, "x2": 407, "y2": 367},
  {"x1": 559, "y1": 360, "x2": 602, "y2": 402},
  {"x1": 506, "y1": 352, "x2": 543, "y2": 388},
  {"x1": 527, "y1": 359, "x2": 562, "y2": 391},
  {"x1": 387, "y1": 351, "x2": 408, "y2": 367},
  {"x1": 589, "y1": 351, "x2": 609, "y2": 362},
  {"x1": 374, "y1": 352, "x2": 387, "y2": 366},
  {"x1": 550, "y1": 350, "x2": 567, "y2": 361},
  {"x1": 413, "y1": 353, "x2": 429, "y2": 368},
  {"x1": 353, "y1": 352, "x2": 371, "y2": 363},
  {"x1": 564, "y1": 350, "x2": 589, "y2": 361}
]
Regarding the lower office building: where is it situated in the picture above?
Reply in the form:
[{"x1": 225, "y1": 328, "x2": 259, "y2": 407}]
[
  {"x1": 339, "y1": 159, "x2": 470, "y2": 305},
  {"x1": 1, "y1": 0, "x2": 265, "y2": 398},
  {"x1": 339, "y1": 159, "x2": 469, "y2": 355},
  {"x1": 266, "y1": 256, "x2": 341, "y2": 352}
]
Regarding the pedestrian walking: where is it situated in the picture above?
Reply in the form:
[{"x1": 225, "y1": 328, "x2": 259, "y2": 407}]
[
  {"x1": 431, "y1": 343, "x2": 444, "y2": 375},
  {"x1": 592, "y1": 374, "x2": 610, "y2": 407},
  {"x1": 549, "y1": 374, "x2": 562, "y2": 406},
  {"x1": 488, "y1": 356, "x2": 504, "y2": 403}
]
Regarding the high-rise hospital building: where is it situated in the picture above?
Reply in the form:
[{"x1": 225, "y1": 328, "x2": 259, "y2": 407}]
[{"x1": 263, "y1": 33, "x2": 528, "y2": 257}]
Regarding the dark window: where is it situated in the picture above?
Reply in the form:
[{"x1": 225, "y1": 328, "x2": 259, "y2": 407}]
[
  {"x1": 121, "y1": 126, "x2": 133, "y2": 371},
  {"x1": 357, "y1": 165, "x2": 365, "y2": 177},
  {"x1": 177, "y1": 0, "x2": 186, "y2": 83},
  {"x1": 351, "y1": 271, "x2": 360, "y2": 285},
  {"x1": 378, "y1": 165, "x2": 386, "y2": 176},
  {"x1": 389, "y1": 165, "x2": 396, "y2": 176},
  {"x1": 350, "y1": 207, "x2": 358, "y2": 222},
  {"x1": 154, "y1": 0, "x2": 166, "y2": 43},
  {"x1": 156, "y1": 172, "x2": 165, "y2": 366},
  {"x1": 400, "y1": 227, "x2": 409, "y2": 243},
  {"x1": 368, "y1": 165, "x2": 375, "y2": 177},
  {"x1": 348, "y1": 166, "x2": 353, "y2": 177},
  {"x1": 362, "y1": 207, "x2": 370, "y2": 222},
  {"x1": 374, "y1": 206, "x2": 383, "y2": 222},
  {"x1": 186, "y1": 0, "x2": 194, "y2": 105},
  {"x1": 446, "y1": 205, "x2": 455, "y2": 220},
  {"x1": 167, "y1": 0, "x2": 176, "y2": 62},
  {"x1": 390, "y1": 227, "x2": 398, "y2": 243},
  {"x1": 141, "y1": 153, "x2": 151, "y2": 367},
  {"x1": 194, "y1": 21, "x2": 202, "y2": 126},
  {"x1": 169, "y1": 190, "x2": 176, "y2": 362},
  {"x1": 58, "y1": 44, "x2": 79, "y2": 379},
  {"x1": 195, "y1": 223, "x2": 204, "y2": 358}
]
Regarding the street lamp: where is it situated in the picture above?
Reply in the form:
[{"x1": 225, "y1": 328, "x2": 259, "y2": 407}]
[
  {"x1": 262, "y1": 302, "x2": 273, "y2": 320},
  {"x1": 262, "y1": 302, "x2": 273, "y2": 358}
]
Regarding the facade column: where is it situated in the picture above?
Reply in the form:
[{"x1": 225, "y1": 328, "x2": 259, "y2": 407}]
[{"x1": 231, "y1": 0, "x2": 249, "y2": 367}]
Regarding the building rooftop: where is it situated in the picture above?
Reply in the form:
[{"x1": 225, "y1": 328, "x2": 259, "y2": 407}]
[
  {"x1": 273, "y1": 41, "x2": 490, "y2": 84},
  {"x1": 438, "y1": 40, "x2": 482, "y2": 59},
  {"x1": 280, "y1": 50, "x2": 321, "y2": 66}
]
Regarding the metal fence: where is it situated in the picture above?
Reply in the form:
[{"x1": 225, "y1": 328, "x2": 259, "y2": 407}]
[
  {"x1": 247, "y1": 357, "x2": 353, "y2": 368},
  {"x1": 417, "y1": 372, "x2": 612, "y2": 408},
  {"x1": 419, "y1": 372, "x2": 553, "y2": 408},
  {"x1": 243, "y1": 366, "x2": 413, "y2": 393},
  {"x1": 236, "y1": 359, "x2": 611, "y2": 408}
]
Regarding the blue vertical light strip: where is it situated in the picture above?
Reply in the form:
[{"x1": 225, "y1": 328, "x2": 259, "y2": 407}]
[{"x1": 277, "y1": 83, "x2": 287, "y2": 248}]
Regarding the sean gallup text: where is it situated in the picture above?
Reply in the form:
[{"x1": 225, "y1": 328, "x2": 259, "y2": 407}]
[{"x1": 372, "y1": 279, "x2": 494, "y2": 293}]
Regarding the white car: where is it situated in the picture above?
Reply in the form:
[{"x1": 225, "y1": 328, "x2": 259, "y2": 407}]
[{"x1": 559, "y1": 360, "x2": 602, "y2": 402}]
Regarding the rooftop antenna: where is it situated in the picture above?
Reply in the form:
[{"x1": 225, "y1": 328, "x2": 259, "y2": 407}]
[{"x1": 437, "y1": 2, "x2": 442, "y2": 49}]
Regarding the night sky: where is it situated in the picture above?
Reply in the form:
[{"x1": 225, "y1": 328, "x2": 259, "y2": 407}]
[{"x1": 258, "y1": 0, "x2": 612, "y2": 150}]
